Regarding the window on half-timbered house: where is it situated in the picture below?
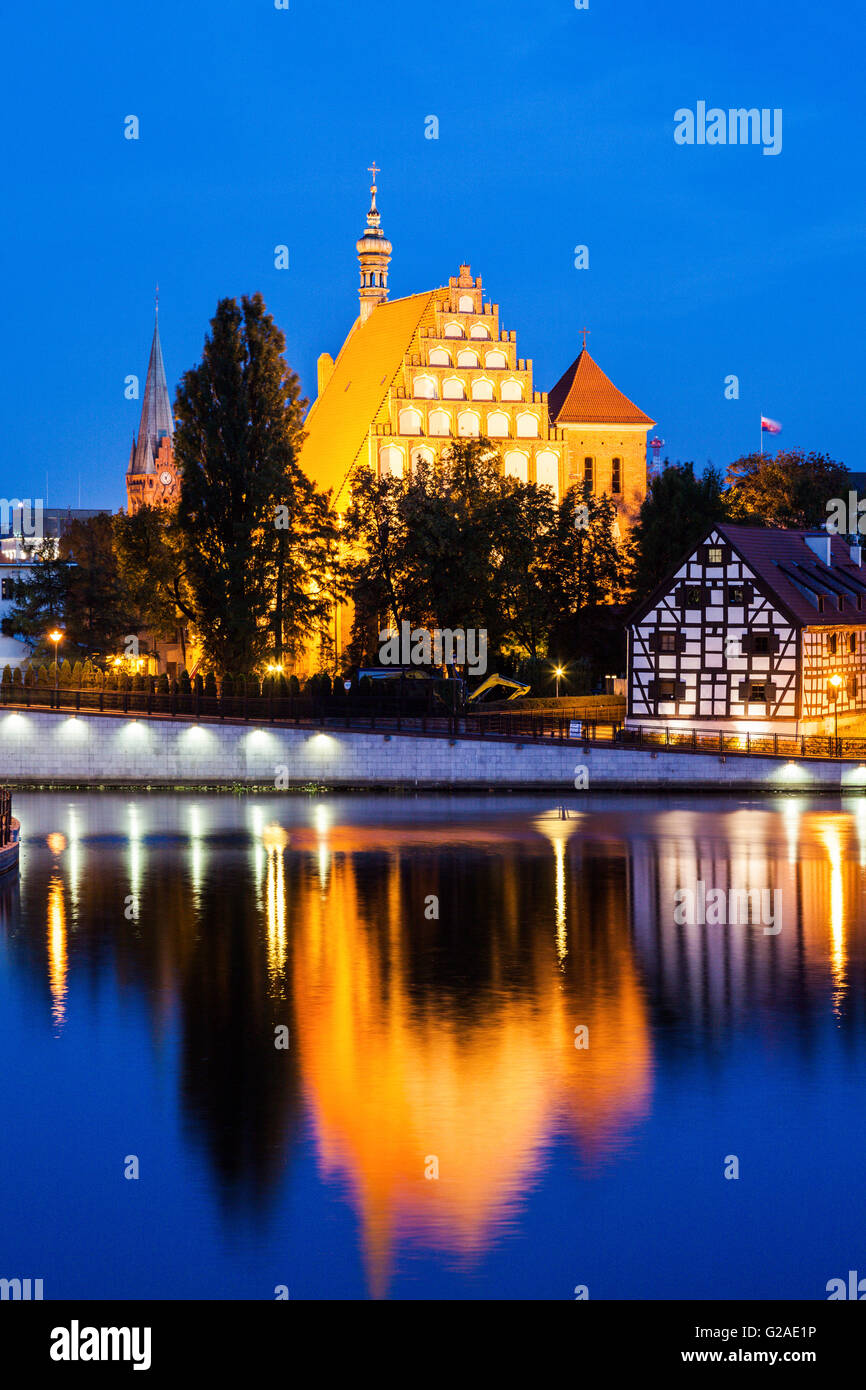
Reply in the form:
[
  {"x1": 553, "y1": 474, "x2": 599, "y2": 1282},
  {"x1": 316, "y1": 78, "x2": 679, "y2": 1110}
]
[
  {"x1": 684, "y1": 587, "x2": 703, "y2": 608},
  {"x1": 657, "y1": 679, "x2": 677, "y2": 699},
  {"x1": 658, "y1": 631, "x2": 677, "y2": 653},
  {"x1": 850, "y1": 633, "x2": 857, "y2": 653},
  {"x1": 749, "y1": 682, "x2": 767, "y2": 702},
  {"x1": 828, "y1": 633, "x2": 838, "y2": 655},
  {"x1": 707, "y1": 546, "x2": 723, "y2": 564},
  {"x1": 753, "y1": 634, "x2": 770, "y2": 654}
]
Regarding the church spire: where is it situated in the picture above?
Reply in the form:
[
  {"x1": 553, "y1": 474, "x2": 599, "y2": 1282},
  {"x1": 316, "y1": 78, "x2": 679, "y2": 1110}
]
[
  {"x1": 356, "y1": 162, "x2": 392, "y2": 322},
  {"x1": 131, "y1": 300, "x2": 174, "y2": 475}
]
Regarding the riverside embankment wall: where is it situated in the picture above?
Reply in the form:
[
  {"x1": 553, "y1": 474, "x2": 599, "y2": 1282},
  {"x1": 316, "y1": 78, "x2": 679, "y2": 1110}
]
[{"x1": 1, "y1": 708, "x2": 865, "y2": 791}]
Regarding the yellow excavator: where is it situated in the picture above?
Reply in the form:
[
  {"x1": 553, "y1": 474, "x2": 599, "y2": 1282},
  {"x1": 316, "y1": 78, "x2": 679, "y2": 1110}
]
[{"x1": 467, "y1": 673, "x2": 531, "y2": 704}]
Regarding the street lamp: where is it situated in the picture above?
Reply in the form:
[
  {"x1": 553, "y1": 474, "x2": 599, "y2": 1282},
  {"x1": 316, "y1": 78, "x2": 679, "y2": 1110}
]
[
  {"x1": 554, "y1": 665, "x2": 565, "y2": 699},
  {"x1": 829, "y1": 673, "x2": 842, "y2": 748},
  {"x1": 48, "y1": 629, "x2": 63, "y2": 692}
]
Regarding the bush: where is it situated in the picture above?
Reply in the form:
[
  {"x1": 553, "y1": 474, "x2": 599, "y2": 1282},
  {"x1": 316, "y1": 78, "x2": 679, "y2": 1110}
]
[
  {"x1": 104, "y1": 670, "x2": 117, "y2": 692},
  {"x1": 82, "y1": 659, "x2": 94, "y2": 688},
  {"x1": 179, "y1": 669, "x2": 191, "y2": 695},
  {"x1": 59, "y1": 658, "x2": 73, "y2": 687},
  {"x1": 72, "y1": 660, "x2": 83, "y2": 688},
  {"x1": 204, "y1": 671, "x2": 217, "y2": 698},
  {"x1": 117, "y1": 670, "x2": 130, "y2": 692},
  {"x1": 132, "y1": 672, "x2": 146, "y2": 693},
  {"x1": 37, "y1": 664, "x2": 50, "y2": 686},
  {"x1": 1, "y1": 665, "x2": 11, "y2": 686},
  {"x1": 156, "y1": 673, "x2": 170, "y2": 695},
  {"x1": 12, "y1": 666, "x2": 22, "y2": 688},
  {"x1": 288, "y1": 673, "x2": 300, "y2": 696},
  {"x1": 221, "y1": 672, "x2": 234, "y2": 698},
  {"x1": 23, "y1": 664, "x2": 34, "y2": 687},
  {"x1": 94, "y1": 668, "x2": 104, "y2": 690},
  {"x1": 277, "y1": 674, "x2": 289, "y2": 698},
  {"x1": 193, "y1": 674, "x2": 204, "y2": 697}
]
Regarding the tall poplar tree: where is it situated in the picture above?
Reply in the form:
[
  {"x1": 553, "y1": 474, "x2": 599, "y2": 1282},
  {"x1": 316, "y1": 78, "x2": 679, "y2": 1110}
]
[{"x1": 174, "y1": 294, "x2": 323, "y2": 673}]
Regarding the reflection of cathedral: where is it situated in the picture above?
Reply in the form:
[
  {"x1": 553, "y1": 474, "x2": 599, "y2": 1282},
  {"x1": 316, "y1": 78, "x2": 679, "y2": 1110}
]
[
  {"x1": 125, "y1": 299, "x2": 180, "y2": 516},
  {"x1": 12, "y1": 795, "x2": 866, "y2": 1298}
]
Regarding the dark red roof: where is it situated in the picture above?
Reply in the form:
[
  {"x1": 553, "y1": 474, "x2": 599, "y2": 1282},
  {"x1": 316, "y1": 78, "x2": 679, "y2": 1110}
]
[
  {"x1": 548, "y1": 348, "x2": 654, "y2": 426},
  {"x1": 718, "y1": 524, "x2": 866, "y2": 627}
]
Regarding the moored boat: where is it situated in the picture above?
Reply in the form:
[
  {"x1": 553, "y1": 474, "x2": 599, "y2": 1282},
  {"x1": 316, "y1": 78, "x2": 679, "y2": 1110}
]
[{"x1": 0, "y1": 787, "x2": 20, "y2": 875}]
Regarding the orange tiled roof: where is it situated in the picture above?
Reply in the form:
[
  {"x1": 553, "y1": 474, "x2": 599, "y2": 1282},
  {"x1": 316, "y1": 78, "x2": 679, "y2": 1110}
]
[
  {"x1": 548, "y1": 348, "x2": 653, "y2": 427},
  {"x1": 300, "y1": 291, "x2": 441, "y2": 503}
]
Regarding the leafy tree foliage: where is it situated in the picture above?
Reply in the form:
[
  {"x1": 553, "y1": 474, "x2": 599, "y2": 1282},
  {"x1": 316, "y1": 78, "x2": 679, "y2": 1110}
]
[
  {"x1": 628, "y1": 462, "x2": 730, "y2": 600},
  {"x1": 725, "y1": 449, "x2": 848, "y2": 529}
]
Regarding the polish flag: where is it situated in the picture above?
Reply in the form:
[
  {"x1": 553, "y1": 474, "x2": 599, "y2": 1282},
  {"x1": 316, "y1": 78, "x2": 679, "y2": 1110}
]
[{"x1": 761, "y1": 416, "x2": 782, "y2": 434}]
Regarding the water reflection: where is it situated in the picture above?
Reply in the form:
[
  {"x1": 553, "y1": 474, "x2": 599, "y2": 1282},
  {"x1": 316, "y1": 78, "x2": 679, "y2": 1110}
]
[{"x1": 3, "y1": 792, "x2": 866, "y2": 1296}]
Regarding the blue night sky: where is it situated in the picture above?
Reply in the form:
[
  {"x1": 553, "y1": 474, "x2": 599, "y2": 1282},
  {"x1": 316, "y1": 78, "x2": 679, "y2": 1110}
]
[{"x1": 2, "y1": 0, "x2": 862, "y2": 511}]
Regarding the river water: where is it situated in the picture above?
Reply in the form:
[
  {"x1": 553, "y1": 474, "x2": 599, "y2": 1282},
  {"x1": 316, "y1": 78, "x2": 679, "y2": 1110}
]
[{"x1": 1, "y1": 790, "x2": 864, "y2": 1300}]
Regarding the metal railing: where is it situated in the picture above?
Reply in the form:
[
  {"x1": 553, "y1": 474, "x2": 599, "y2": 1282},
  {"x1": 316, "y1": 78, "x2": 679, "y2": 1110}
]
[{"x1": 0, "y1": 685, "x2": 861, "y2": 761}]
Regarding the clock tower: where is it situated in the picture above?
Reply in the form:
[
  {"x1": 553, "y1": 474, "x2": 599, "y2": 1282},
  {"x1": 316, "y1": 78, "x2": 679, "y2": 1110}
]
[{"x1": 125, "y1": 296, "x2": 180, "y2": 515}]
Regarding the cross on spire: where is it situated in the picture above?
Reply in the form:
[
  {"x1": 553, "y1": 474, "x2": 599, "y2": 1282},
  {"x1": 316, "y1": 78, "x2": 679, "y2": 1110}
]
[
  {"x1": 368, "y1": 161, "x2": 380, "y2": 185},
  {"x1": 580, "y1": 327, "x2": 591, "y2": 350}
]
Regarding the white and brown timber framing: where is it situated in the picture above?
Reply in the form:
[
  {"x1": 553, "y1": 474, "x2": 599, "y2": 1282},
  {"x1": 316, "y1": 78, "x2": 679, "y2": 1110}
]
[{"x1": 627, "y1": 523, "x2": 866, "y2": 735}]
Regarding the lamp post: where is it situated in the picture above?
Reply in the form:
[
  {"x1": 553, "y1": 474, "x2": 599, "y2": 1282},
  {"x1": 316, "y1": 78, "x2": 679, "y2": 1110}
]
[
  {"x1": 48, "y1": 629, "x2": 63, "y2": 694},
  {"x1": 554, "y1": 666, "x2": 564, "y2": 699},
  {"x1": 829, "y1": 673, "x2": 842, "y2": 751}
]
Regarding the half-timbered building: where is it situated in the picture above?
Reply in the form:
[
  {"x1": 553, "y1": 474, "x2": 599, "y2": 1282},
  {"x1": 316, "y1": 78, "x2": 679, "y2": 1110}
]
[{"x1": 628, "y1": 524, "x2": 866, "y2": 735}]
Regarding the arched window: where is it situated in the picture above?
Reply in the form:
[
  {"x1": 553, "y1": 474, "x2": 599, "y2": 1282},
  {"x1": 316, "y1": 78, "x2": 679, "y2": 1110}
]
[
  {"x1": 516, "y1": 412, "x2": 539, "y2": 438},
  {"x1": 535, "y1": 451, "x2": 559, "y2": 500},
  {"x1": 379, "y1": 445, "x2": 404, "y2": 478},
  {"x1": 583, "y1": 457, "x2": 594, "y2": 490},
  {"x1": 411, "y1": 445, "x2": 435, "y2": 471},
  {"x1": 413, "y1": 375, "x2": 436, "y2": 399},
  {"x1": 501, "y1": 378, "x2": 523, "y2": 401},
  {"x1": 487, "y1": 411, "x2": 509, "y2": 438},
  {"x1": 485, "y1": 349, "x2": 508, "y2": 368},
  {"x1": 469, "y1": 322, "x2": 490, "y2": 340},
  {"x1": 398, "y1": 407, "x2": 422, "y2": 435},
  {"x1": 456, "y1": 348, "x2": 479, "y2": 367},
  {"x1": 428, "y1": 409, "x2": 451, "y2": 436},
  {"x1": 458, "y1": 295, "x2": 474, "y2": 312},
  {"x1": 442, "y1": 376, "x2": 466, "y2": 400},
  {"x1": 471, "y1": 378, "x2": 494, "y2": 401},
  {"x1": 504, "y1": 451, "x2": 529, "y2": 483},
  {"x1": 458, "y1": 411, "x2": 481, "y2": 437},
  {"x1": 444, "y1": 322, "x2": 464, "y2": 338},
  {"x1": 611, "y1": 457, "x2": 622, "y2": 494},
  {"x1": 429, "y1": 346, "x2": 451, "y2": 365}
]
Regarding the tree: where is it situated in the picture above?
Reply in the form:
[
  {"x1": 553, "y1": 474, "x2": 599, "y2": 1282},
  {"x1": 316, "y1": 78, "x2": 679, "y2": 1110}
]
[
  {"x1": 629, "y1": 462, "x2": 729, "y2": 600},
  {"x1": 175, "y1": 292, "x2": 335, "y2": 675},
  {"x1": 542, "y1": 487, "x2": 628, "y2": 668},
  {"x1": 725, "y1": 449, "x2": 848, "y2": 529},
  {"x1": 2, "y1": 538, "x2": 70, "y2": 652},
  {"x1": 114, "y1": 505, "x2": 194, "y2": 662}
]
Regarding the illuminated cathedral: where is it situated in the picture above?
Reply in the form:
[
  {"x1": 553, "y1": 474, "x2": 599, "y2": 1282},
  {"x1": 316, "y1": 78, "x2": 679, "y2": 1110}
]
[
  {"x1": 125, "y1": 298, "x2": 180, "y2": 517},
  {"x1": 301, "y1": 167, "x2": 654, "y2": 522}
]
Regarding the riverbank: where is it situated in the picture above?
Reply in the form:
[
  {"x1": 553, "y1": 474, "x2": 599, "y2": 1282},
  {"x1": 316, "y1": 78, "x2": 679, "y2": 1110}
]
[{"x1": 3, "y1": 708, "x2": 866, "y2": 792}]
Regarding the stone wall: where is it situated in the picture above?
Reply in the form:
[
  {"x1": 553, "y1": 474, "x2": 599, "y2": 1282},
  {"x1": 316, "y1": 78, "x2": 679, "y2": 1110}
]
[{"x1": 1, "y1": 708, "x2": 865, "y2": 792}]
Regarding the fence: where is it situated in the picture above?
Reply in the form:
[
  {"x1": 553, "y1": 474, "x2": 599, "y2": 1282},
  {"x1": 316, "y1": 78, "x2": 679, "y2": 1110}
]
[{"x1": 0, "y1": 685, "x2": 862, "y2": 761}]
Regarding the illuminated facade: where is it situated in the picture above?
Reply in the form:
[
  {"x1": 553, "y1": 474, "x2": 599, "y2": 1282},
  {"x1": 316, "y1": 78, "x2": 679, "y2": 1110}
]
[
  {"x1": 125, "y1": 304, "x2": 180, "y2": 516},
  {"x1": 628, "y1": 523, "x2": 866, "y2": 734},
  {"x1": 301, "y1": 174, "x2": 654, "y2": 522}
]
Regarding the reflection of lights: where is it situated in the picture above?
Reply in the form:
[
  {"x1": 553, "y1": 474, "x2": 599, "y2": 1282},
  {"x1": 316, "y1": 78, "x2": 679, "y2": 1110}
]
[
  {"x1": 264, "y1": 828, "x2": 288, "y2": 987},
  {"x1": 47, "y1": 875, "x2": 67, "y2": 1032},
  {"x1": 855, "y1": 799, "x2": 866, "y2": 868},
  {"x1": 780, "y1": 797, "x2": 804, "y2": 864},
  {"x1": 532, "y1": 811, "x2": 581, "y2": 966},
  {"x1": 819, "y1": 821, "x2": 846, "y2": 1014},
  {"x1": 188, "y1": 805, "x2": 205, "y2": 907},
  {"x1": 262, "y1": 823, "x2": 289, "y2": 852},
  {"x1": 314, "y1": 804, "x2": 330, "y2": 835},
  {"x1": 46, "y1": 832, "x2": 67, "y2": 855}
]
